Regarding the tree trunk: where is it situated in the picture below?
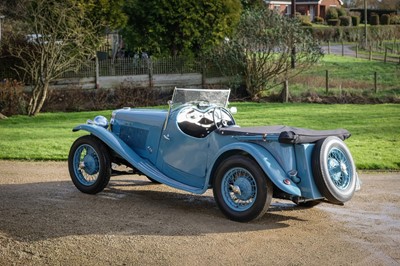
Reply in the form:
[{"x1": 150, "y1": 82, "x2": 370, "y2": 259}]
[{"x1": 28, "y1": 82, "x2": 49, "y2": 116}]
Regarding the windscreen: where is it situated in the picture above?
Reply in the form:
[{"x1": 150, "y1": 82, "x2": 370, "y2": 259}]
[{"x1": 171, "y1": 88, "x2": 231, "y2": 109}]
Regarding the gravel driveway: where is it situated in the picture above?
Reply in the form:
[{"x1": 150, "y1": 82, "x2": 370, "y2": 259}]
[{"x1": 0, "y1": 161, "x2": 399, "y2": 265}]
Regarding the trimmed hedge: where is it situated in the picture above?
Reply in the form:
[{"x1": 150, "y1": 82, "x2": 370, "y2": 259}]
[
  {"x1": 307, "y1": 25, "x2": 400, "y2": 42},
  {"x1": 314, "y1": 16, "x2": 324, "y2": 24},
  {"x1": 326, "y1": 7, "x2": 339, "y2": 20},
  {"x1": 298, "y1": 15, "x2": 312, "y2": 26},
  {"x1": 327, "y1": 19, "x2": 340, "y2": 26},
  {"x1": 337, "y1": 7, "x2": 347, "y2": 17},
  {"x1": 390, "y1": 15, "x2": 400, "y2": 25},
  {"x1": 339, "y1": 16, "x2": 351, "y2": 26}
]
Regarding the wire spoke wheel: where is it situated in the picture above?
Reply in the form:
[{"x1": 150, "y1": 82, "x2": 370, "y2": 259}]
[
  {"x1": 73, "y1": 144, "x2": 100, "y2": 186},
  {"x1": 312, "y1": 137, "x2": 356, "y2": 204},
  {"x1": 327, "y1": 147, "x2": 352, "y2": 190},
  {"x1": 213, "y1": 155, "x2": 273, "y2": 222},
  {"x1": 68, "y1": 135, "x2": 111, "y2": 194},
  {"x1": 221, "y1": 167, "x2": 257, "y2": 211}
]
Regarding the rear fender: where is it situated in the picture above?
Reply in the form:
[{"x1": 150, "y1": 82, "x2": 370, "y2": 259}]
[{"x1": 208, "y1": 142, "x2": 301, "y2": 197}]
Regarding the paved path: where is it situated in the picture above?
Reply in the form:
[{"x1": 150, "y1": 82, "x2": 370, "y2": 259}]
[{"x1": 0, "y1": 161, "x2": 399, "y2": 265}]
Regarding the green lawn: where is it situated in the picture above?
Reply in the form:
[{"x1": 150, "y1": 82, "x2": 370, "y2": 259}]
[
  {"x1": 0, "y1": 103, "x2": 399, "y2": 170},
  {"x1": 283, "y1": 55, "x2": 400, "y2": 99},
  {"x1": 301, "y1": 55, "x2": 400, "y2": 88}
]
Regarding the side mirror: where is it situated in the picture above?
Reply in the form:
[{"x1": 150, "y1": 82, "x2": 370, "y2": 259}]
[{"x1": 230, "y1": 107, "x2": 237, "y2": 114}]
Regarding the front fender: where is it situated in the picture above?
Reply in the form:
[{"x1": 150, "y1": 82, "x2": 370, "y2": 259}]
[
  {"x1": 72, "y1": 124, "x2": 204, "y2": 194},
  {"x1": 208, "y1": 142, "x2": 301, "y2": 197},
  {"x1": 73, "y1": 124, "x2": 146, "y2": 167}
]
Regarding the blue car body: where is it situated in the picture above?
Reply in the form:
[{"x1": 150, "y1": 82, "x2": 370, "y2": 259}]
[{"x1": 69, "y1": 88, "x2": 359, "y2": 222}]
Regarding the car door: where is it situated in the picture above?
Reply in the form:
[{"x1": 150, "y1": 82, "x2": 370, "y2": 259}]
[{"x1": 158, "y1": 109, "x2": 210, "y2": 189}]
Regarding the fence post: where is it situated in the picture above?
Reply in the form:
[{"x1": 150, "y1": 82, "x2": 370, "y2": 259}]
[
  {"x1": 95, "y1": 52, "x2": 100, "y2": 89},
  {"x1": 148, "y1": 59, "x2": 153, "y2": 88},
  {"x1": 356, "y1": 44, "x2": 358, "y2": 58},
  {"x1": 283, "y1": 79, "x2": 289, "y2": 103},
  {"x1": 341, "y1": 41, "x2": 344, "y2": 56},
  {"x1": 328, "y1": 41, "x2": 330, "y2": 55},
  {"x1": 374, "y1": 72, "x2": 378, "y2": 93},
  {"x1": 384, "y1": 47, "x2": 387, "y2": 63},
  {"x1": 369, "y1": 45, "x2": 372, "y2": 61},
  {"x1": 325, "y1": 70, "x2": 329, "y2": 94},
  {"x1": 201, "y1": 60, "x2": 206, "y2": 87}
]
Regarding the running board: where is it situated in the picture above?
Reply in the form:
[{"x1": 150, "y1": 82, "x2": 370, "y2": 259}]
[{"x1": 134, "y1": 159, "x2": 204, "y2": 194}]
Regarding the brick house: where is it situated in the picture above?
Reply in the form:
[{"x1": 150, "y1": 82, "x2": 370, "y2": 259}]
[{"x1": 263, "y1": 0, "x2": 343, "y2": 21}]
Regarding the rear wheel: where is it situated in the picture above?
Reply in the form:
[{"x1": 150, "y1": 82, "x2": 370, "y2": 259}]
[
  {"x1": 213, "y1": 155, "x2": 273, "y2": 222},
  {"x1": 68, "y1": 135, "x2": 111, "y2": 194},
  {"x1": 312, "y1": 136, "x2": 356, "y2": 204}
]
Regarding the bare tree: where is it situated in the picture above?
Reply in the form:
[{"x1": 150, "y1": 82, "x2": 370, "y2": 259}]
[
  {"x1": 7, "y1": 0, "x2": 101, "y2": 116},
  {"x1": 212, "y1": 8, "x2": 323, "y2": 99}
]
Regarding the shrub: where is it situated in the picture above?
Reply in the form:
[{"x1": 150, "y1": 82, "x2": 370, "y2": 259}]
[
  {"x1": 370, "y1": 14, "x2": 380, "y2": 25},
  {"x1": 337, "y1": 7, "x2": 347, "y2": 17},
  {"x1": 351, "y1": 15, "x2": 360, "y2": 26},
  {"x1": 381, "y1": 14, "x2": 390, "y2": 25},
  {"x1": 0, "y1": 79, "x2": 28, "y2": 116},
  {"x1": 327, "y1": 19, "x2": 340, "y2": 26},
  {"x1": 339, "y1": 16, "x2": 351, "y2": 26},
  {"x1": 314, "y1": 16, "x2": 324, "y2": 24},
  {"x1": 299, "y1": 15, "x2": 312, "y2": 26},
  {"x1": 390, "y1": 14, "x2": 400, "y2": 25},
  {"x1": 326, "y1": 7, "x2": 338, "y2": 20}
]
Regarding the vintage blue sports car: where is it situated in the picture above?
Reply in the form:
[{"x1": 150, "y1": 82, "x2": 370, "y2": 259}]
[{"x1": 69, "y1": 88, "x2": 360, "y2": 222}]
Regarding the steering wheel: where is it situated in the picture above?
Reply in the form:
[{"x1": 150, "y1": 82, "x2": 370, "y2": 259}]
[{"x1": 212, "y1": 107, "x2": 227, "y2": 129}]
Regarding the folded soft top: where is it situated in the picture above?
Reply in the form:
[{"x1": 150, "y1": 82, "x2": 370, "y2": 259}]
[{"x1": 216, "y1": 125, "x2": 351, "y2": 144}]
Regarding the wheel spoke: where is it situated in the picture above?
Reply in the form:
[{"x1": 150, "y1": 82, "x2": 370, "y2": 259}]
[
  {"x1": 328, "y1": 147, "x2": 352, "y2": 190},
  {"x1": 222, "y1": 167, "x2": 257, "y2": 211},
  {"x1": 73, "y1": 144, "x2": 100, "y2": 186}
]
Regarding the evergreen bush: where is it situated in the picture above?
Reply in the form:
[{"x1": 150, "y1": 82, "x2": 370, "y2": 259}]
[
  {"x1": 337, "y1": 7, "x2": 347, "y2": 17},
  {"x1": 390, "y1": 14, "x2": 400, "y2": 25},
  {"x1": 299, "y1": 15, "x2": 312, "y2": 26},
  {"x1": 326, "y1": 7, "x2": 338, "y2": 20},
  {"x1": 314, "y1": 16, "x2": 324, "y2": 24},
  {"x1": 327, "y1": 19, "x2": 340, "y2": 26},
  {"x1": 339, "y1": 16, "x2": 351, "y2": 26}
]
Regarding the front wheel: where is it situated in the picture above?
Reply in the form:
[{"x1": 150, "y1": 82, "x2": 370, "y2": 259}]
[
  {"x1": 68, "y1": 135, "x2": 111, "y2": 194},
  {"x1": 213, "y1": 155, "x2": 273, "y2": 222},
  {"x1": 312, "y1": 136, "x2": 356, "y2": 204}
]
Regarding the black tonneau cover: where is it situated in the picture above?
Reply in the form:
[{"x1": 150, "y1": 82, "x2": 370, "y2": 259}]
[{"x1": 216, "y1": 125, "x2": 351, "y2": 144}]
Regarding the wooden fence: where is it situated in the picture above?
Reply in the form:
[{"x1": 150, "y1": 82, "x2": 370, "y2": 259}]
[
  {"x1": 323, "y1": 41, "x2": 400, "y2": 63},
  {"x1": 53, "y1": 57, "x2": 227, "y2": 90},
  {"x1": 0, "y1": 56, "x2": 227, "y2": 90}
]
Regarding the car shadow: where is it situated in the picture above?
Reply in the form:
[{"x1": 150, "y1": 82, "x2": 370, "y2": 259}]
[{"x1": 0, "y1": 178, "x2": 309, "y2": 242}]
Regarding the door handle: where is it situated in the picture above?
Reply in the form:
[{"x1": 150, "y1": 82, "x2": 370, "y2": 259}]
[{"x1": 163, "y1": 134, "x2": 170, "y2": 141}]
